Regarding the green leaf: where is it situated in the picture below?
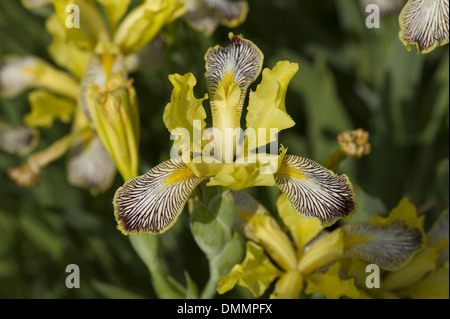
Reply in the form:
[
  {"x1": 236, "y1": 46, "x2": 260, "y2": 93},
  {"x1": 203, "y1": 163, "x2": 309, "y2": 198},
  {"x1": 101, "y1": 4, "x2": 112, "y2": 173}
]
[{"x1": 190, "y1": 189, "x2": 236, "y2": 256}]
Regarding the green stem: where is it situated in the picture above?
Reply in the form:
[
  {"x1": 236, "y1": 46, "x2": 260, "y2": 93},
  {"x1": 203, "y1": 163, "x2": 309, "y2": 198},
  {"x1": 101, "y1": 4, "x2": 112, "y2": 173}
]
[{"x1": 322, "y1": 148, "x2": 347, "y2": 172}]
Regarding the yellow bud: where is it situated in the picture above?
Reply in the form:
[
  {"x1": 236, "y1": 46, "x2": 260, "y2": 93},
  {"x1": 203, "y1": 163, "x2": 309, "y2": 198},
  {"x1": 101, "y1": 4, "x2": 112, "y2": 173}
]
[{"x1": 86, "y1": 73, "x2": 140, "y2": 180}]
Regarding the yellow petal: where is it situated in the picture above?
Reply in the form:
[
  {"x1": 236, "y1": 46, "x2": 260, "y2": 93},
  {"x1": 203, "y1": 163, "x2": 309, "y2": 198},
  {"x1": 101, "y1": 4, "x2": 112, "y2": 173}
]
[
  {"x1": 246, "y1": 61, "x2": 297, "y2": 150},
  {"x1": 382, "y1": 247, "x2": 439, "y2": 291},
  {"x1": 25, "y1": 90, "x2": 76, "y2": 128},
  {"x1": 270, "y1": 270, "x2": 303, "y2": 299},
  {"x1": 97, "y1": 0, "x2": 131, "y2": 33},
  {"x1": 305, "y1": 263, "x2": 360, "y2": 299},
  {"x1": 163, "y1": 72, "x2": 208, "y2": 154},
  {"x1": 399, "y1": 0, "x2": 449, "y2": 54},
  {"x1": 395, "y1": 262, "x2": 449, "y2": 299},
  {"x1": 243, "y1": 214, "x2": 298, "y2": 271},
  {"x1": 298, "y1": 229, "x2": 344, "y2": 275},
  {"x1": 370, "y1": 197, "x2": 424, "y2": 230},
  {"x1": 275, "y1": 154, "x2": 356, "y2": 227},
  {"x1": 52, "y1": 0, "x2": 110, "y2": 44},
  {"x1": 113, "y1": 0, "x2": 186, "y2": 55},
  {"x1": 210, "y1": 80, "x2": 242, "y2": 162},
  {"x1": 276, "y1": 193, "x2": 323, "y2": 258},
  {"x1": 206, "y1": 160, "x2": 276, "y2": 190},
  {"x1": 113, "y1": 159, "x2": 208, "y2": 235},
  {"x1": 217, "y1": 241, "x2": 282, "y2": 297},
  {"x1": 45, "y1": 14, "x2": 91, "y2": 79},
  {"x1": 0, "y1": 55, "x2": 79, "y2": 98}
]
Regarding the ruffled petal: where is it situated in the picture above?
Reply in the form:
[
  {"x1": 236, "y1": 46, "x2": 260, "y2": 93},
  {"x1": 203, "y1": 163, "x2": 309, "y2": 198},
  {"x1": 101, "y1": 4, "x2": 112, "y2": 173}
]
[
  {"x1": 163, "y1": 72, "x2": 208, "y2": 154},
  {"x1": 399, "y1": 0, "x2": 449, "y2": 53},
  {"x1": 305, "y1": 263, "x2": 360, "y2": 299},
  {"x1": 217, "y1": 241, "x2": 282, "y2": 297},
  {"x1": 246, "y1": 61, "x2": 297, "y2": 150},
  {"x1": 113, "y1": 159, "x2": 208, "y2": 234},
  {"x1": 275, "y1": 154, "x2": 356, "y2": 227},
  {"x1": 25, "y1": 89, "x2": 76, "y2": 128}
]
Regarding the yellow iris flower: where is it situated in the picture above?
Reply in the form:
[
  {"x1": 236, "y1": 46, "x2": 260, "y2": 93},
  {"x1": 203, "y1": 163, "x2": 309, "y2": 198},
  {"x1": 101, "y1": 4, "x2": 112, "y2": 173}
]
[
  {"x1": 217, "y1": 194, "x2": 425, "y2": 299},
  {"x1": 113, "y1": 34, "x2": 356, "y2": 235},
  {"x1": 1, "y1": 0, "x2": 186, "y2": 190}
]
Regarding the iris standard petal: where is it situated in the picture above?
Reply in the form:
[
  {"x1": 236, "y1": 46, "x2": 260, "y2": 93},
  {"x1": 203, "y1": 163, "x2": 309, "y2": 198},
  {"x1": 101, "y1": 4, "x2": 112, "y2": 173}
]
[{"x1": 205, "y1": 33, "x2": 263, "y2": 120}]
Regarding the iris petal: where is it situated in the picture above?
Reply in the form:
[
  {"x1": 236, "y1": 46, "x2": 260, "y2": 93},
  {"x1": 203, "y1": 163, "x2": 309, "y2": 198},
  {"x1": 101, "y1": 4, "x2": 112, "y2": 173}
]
[
  {"x1": 114, "y1": 159, "x2": 208, "y2": 234},
  {"x1": 399, "y1": 0, "x2": 449, "y2": 53},
  {"x1": 205, "y1": 33, "x2": 263, "y2": 120},
  {"x1": 341, "y1": 221, "x2": 424, "y2": 270},
  {"x1": 67, "y1": 133, "x2": 116, "y2": 194},
  {"x1": 275, "y1": 154, "x2": 356, "y2": 227}
]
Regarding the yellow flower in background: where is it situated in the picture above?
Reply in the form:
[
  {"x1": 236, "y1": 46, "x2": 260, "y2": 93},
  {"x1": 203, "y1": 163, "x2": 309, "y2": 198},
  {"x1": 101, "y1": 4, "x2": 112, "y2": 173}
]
[
  {"x1": 217, "y1": 193, "x2": 425, "y2": 299},
  {"x1": 113, "y1": 34, "x2": 356, "y2": 235},
  {"x1": 1, "y1": 0, "x2": 186, "y2": 191},
  {"x1": 399, "y1": 0, "x2": 449, "y2": 54}
]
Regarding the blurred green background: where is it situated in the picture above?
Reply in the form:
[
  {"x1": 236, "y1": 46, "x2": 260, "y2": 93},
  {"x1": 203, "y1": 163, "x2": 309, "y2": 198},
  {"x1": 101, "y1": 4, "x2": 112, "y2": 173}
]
[{"x1": 0, "y1": 0, "x2": 448, "y2": 298}]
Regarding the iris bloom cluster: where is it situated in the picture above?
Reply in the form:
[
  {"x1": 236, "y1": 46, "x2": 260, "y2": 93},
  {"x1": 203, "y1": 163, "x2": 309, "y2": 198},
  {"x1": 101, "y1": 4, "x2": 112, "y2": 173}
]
[
  {"x1": 114, "y1": 34, "x2": 356, "y2": 235},
  {"x1": 1, "y1": 0, "x2": 186, "y2": 191},
  {"x1": 217, "y1": 193, "x2": 426, "y2": 299}
]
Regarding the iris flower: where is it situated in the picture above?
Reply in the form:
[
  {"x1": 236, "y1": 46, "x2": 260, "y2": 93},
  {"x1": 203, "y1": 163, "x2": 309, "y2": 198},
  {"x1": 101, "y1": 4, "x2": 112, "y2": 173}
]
[
  {"x1": 113, "y1": 34, "x2": 356, "y2": 235},
  {"x1": 1, "y1": 0, "x2": 185, "y2": 190},
  {"x1": 399, "y1": 0, "x2": 449, "y2": 53},
  {"x1": 217, "y1": 193, "x2": 424, "y2": 299}
]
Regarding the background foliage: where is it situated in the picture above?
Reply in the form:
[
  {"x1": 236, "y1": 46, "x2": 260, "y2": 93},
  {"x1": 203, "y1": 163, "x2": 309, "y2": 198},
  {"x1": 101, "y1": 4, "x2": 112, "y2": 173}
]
[{"x1": 0, "y1": 0, "x2": 448, "y2": 298}]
